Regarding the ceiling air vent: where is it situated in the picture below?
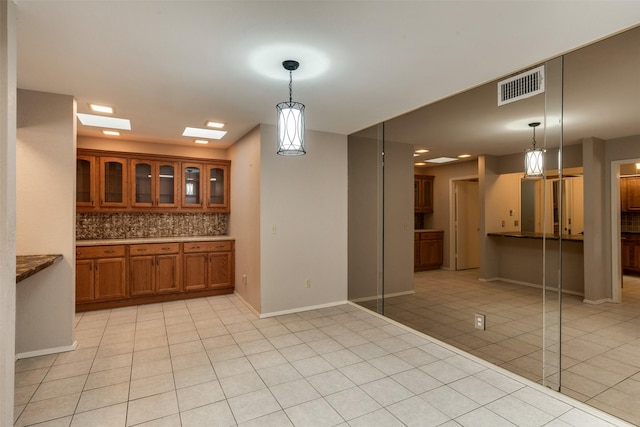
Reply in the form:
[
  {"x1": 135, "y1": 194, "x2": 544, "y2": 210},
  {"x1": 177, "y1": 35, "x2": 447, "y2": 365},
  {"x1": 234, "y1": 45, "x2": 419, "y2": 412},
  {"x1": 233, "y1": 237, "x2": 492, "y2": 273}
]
[{"x1": 497, "y1": 65, "x2": 545, "y2": 106}]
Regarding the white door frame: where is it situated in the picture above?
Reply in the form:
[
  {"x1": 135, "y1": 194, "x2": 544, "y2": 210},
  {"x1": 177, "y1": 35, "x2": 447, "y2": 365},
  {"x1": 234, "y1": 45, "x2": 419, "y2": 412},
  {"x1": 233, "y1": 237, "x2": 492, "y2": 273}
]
[{"x1": 449, "y1": 175, "x2": 479, "y2": 271}]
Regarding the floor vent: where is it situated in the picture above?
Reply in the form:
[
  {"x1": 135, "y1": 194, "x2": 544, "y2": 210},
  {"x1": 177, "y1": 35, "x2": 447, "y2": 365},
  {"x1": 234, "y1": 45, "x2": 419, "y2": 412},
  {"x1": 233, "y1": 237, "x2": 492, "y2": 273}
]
[{"x1": 497, "y1": 65, "x2": 545, "y2": 106}]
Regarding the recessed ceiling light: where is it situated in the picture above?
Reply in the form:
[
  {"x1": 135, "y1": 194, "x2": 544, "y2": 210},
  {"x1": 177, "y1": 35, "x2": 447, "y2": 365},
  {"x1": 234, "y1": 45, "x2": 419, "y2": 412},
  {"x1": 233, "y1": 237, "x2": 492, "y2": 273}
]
[
  {"x1": 77, "y1": 113, "x2": 131, "y2": 130},
  {"x1": 426, "y1": 157, "x2": 458, "y2": 164},
  {"x1": 415, "y1": 162, "x2": 427, "y2": 166},
  {"x1": 182, "y1": 127, "x2": 227, "y2": 140},
  {"x1": 205, "y1": 121, "x2": 225, "y2": 129},
  {"x1": 102, "y1": 130, "x2": 120, "y2": 136},
  {"x1": 194, "y1": 140, "x2": 209, "y2": 145},
  {"x1": 413, "y1": 153, "x2": 420, "y2": 157},
  {"x1": 89, "y1": 104, "x2": 113, "y2": 114},
  {"x1": 458, "y1": 154, "x2": 471, "y2": 158},
  {"x1": 636, "y1": 163, "x2": 640, "y2": 170},
  {"x1": 415, "y1": 149, "x2": 429, "y2": 154}
]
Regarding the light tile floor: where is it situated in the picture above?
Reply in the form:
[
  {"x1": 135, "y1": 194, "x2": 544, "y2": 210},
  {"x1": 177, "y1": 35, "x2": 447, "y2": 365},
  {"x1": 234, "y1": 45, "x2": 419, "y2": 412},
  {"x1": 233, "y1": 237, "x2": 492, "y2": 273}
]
[
  {"x1": 13, "y1": 294, "x2": 633, "y2": 426},
  {"x1": 366, "y1": 270, "x2": 640, "y2": 426}
]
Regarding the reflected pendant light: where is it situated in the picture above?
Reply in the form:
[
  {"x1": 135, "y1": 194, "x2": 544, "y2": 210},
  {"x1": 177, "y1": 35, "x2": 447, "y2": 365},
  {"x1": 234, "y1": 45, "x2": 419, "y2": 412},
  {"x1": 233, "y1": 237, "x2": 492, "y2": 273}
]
[
  {"x1": 276, "y1": 60, "x2": 306, "y2": 156},
  {"x1": 524, "y1": 122, "x2": 544, "y2": 178}
]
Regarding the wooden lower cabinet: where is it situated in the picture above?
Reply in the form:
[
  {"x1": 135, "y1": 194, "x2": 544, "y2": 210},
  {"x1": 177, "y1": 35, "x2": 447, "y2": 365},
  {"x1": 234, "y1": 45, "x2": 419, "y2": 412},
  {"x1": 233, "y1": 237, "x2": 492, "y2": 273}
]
[
  {"x1": 183, "y1": 241, "x2": 234, "y2": 291},
  {"x1": 414, "y1": 231, "x2": 444, "y2": 271},
  {"x1": 76, "y1": 240, "x2": 234, "y2": 311},
  {"x1": 622, "y1": 233, "x2": 640, "y2": 274},
  {"x1": 76, "y1": 245, "x2": 127, "y2": 303},
  {"x1": 129, "y1": 243, "x2": 180, "y2": 296}
]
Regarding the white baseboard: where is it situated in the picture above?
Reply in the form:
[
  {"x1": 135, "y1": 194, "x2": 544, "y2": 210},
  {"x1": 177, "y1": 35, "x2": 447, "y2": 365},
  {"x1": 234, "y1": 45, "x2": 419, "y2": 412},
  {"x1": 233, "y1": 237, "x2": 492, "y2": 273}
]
[
  {"x1": 234, "y1": 291, "x2": 261, "y2": 317},
  {"x1": 16, "y1": 340, "x2": 78, "y2": 361},
  {"x1": 349, "y1": 290, "x2": 416, "y2": 303},
  {"x1": 583, "y1": 298, "x2": 613, "y2": 305},
  {"x1": 260, "y1": 300, "x2": 349, "y2": 319},
  {"x1": 483, "y1": 277, "x2": 584, "y2": 297}
]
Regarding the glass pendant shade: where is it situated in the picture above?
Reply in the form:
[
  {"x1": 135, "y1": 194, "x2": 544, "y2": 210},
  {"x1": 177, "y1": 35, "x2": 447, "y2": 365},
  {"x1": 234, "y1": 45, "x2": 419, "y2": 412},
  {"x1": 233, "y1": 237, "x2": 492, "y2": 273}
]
[
  {"x1": 277, "y1": 101, "x2": 306, "y2": 156},
  {"x1": 524, "y1": 147, "x2": 544, "y2": 177}
]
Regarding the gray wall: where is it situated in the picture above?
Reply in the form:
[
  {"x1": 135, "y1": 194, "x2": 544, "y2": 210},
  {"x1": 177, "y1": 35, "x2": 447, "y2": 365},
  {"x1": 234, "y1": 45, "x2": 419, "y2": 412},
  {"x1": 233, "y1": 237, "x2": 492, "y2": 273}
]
[
  {"x1": 348, "y1": 134, "x2": 381, "y2": 300},
  {"x1": 0, "y1": 1, "x2": 17, "y2": 423}
]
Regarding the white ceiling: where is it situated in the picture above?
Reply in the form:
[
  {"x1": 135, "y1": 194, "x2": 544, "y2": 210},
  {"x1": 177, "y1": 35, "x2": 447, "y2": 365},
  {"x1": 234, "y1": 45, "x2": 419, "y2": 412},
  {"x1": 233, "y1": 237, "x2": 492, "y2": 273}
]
[{"x1": 14, "y1": 1, "x2": 640, "y2": 156}]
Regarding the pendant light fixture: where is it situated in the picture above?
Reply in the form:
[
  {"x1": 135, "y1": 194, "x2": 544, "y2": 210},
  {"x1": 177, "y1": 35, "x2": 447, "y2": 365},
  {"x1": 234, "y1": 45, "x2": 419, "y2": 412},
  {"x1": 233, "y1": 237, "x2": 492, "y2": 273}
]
[
  {"x1": 276, "y1": 60, "x2": 306, "y2": 156},
  {"x1": 524, "y1": 122, "x2": 544, "y2": 178}
]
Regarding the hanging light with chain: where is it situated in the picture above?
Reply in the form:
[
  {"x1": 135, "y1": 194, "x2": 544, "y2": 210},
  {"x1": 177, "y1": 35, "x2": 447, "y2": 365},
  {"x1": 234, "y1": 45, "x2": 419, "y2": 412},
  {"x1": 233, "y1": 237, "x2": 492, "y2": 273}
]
[
  {"x1": 524, "y1": 122, "x2": 544, "y2": 178},
  {"x1": 276, "y1": 60, "x2": 306, "y2": 156}
]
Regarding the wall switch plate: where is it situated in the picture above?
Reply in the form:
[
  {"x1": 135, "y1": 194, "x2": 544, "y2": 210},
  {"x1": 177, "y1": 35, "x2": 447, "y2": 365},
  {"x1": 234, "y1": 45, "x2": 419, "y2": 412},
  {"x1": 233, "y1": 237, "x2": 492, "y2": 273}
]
[
  {"x1": 475, "y1": 313, "x2": 486, "y2": 330},
  {"x1": 242, "y1": 274, "x2": 247, "y2": 285},
  {"x1": 305, "y1": 279, "x2": 311, "y2": 288}
]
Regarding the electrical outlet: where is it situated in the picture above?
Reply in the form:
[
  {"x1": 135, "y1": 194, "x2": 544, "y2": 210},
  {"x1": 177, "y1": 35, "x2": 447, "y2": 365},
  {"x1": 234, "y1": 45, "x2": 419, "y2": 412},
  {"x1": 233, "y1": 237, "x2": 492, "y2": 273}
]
[
  {"x1": 475, "y1": 313, "x2": 486, "y2": 330},
  {"x1": 242, "y1": 274, "x2": 247, "y2": 285},
  {"x1": 271, "y1": 225, "x2": 277, "y2": 235},
  {"x1": 514, "y1": 220, "x2": 519, "y2": 227},
  {"x1": 501, "y1": 220, "x2": 505, "y2": 228},
  {"x1": 305, "y1": 279, "x2": 311, "y2": 288}
]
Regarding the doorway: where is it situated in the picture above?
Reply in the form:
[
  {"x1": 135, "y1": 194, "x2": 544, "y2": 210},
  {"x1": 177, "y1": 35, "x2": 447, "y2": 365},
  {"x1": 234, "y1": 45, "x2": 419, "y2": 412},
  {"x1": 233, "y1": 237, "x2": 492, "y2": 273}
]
[{"x1": 452, "y1": 178, "x2": 480, "y2": 270}]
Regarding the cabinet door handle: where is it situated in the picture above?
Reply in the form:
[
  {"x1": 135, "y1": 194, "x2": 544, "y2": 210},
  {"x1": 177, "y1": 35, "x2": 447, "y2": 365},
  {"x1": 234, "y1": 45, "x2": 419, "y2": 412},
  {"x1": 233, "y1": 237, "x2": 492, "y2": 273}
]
[
  {"x1": 214, "y1": 245, "x2": 225, "y2": 249},
  {"x1": 191, "y1": 246, "x2": 200, "y2": 250},
  {"x1": 137, "y1": 248, "x2": 147, "y2": 252},
  {"x1": 105, "y1": 250, "x2": 115, "y2": 254},
  {"x1": 162, "y1": 247, "x2": 171, "y2": 251},
  {"x1": 77, "y1": 251, "x2": 83, "y2": 256}
]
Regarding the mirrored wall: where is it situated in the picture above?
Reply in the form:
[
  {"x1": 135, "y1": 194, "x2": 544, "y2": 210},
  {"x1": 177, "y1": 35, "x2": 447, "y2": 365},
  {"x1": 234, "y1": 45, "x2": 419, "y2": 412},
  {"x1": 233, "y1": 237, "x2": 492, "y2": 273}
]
[{"x1": 348, "y1": 26, "x2": 640, "y2": 424}]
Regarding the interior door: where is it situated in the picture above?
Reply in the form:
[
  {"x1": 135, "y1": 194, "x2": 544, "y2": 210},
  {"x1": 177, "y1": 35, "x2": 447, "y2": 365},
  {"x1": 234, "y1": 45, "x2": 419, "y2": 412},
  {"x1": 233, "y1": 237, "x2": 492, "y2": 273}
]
[{"x1": 455, "y1": 180, "x2": 480, "y2": 270}]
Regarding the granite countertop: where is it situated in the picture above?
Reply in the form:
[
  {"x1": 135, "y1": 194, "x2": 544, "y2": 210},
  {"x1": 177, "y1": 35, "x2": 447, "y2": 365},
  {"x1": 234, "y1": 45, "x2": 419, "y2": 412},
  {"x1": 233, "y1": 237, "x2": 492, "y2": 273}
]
[
  {"x1": 16, "y1": 254, "x2": 63, "y2": 283},
  {"x1": 76, "y1": 235, "x2": 235, "y2": 247},
  {"x1": 487, "y1": 232, "x2": 584, "y2": 242}
]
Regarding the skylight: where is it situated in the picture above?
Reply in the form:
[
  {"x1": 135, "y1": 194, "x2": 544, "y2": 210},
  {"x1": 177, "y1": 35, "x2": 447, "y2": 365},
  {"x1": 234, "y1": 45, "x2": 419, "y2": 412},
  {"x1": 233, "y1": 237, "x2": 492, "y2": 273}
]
[
  {"x1": 77, "y1": 113, "x2": 131, "y2": 130},
  {"x1": 426, "y1": 157, "x2": 458, "y2": 164},
  {"x1": 182, "y1": 127, "x2": 227, "y2": 140}
]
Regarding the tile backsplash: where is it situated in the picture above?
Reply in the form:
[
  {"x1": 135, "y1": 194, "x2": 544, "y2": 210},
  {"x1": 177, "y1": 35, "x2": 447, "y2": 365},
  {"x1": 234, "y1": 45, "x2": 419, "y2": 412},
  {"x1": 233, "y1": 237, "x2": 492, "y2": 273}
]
[
  {"x1": 621, "y1": 211, "x2": 640, "y2": 232},
  {"x1": 77, "y1": 212, "x2": 228, "y2": 240}
]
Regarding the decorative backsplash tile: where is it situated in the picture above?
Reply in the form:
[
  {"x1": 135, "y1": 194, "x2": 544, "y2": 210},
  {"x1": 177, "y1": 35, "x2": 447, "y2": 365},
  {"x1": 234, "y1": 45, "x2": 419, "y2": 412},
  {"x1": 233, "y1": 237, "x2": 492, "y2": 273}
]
[
  {"x1": 77, "y1": 213, "x2": 228, "y2": 240},
  {"x1": 621, "y1": 211, "x2": 640, "y2": 232}
]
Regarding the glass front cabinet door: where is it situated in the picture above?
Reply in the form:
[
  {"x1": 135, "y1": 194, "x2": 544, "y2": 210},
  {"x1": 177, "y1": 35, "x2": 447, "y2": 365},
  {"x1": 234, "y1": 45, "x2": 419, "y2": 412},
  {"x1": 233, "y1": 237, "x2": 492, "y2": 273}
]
[
  {"x1": 206, "y1": 163, "x2": 229, "y2": 211},
  {"x1": 182, "y1": 164, "x2": 203, "y2": 208},
  {"x1": 131, "y1": 160, "x2": 178, "y2": 208},
  {"x1": 76, "y1": 155, "x2": 96, "y2": 208},
  {"x1": 99, "y1": 157, "x2": 128, "y2": 208}
]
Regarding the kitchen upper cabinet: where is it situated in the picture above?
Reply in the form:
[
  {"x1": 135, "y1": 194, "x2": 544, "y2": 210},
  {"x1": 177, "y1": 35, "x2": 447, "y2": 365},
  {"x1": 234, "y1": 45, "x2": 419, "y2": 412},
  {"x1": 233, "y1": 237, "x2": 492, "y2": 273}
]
[
  {"x1": 77, "y1": 149, "x2": 231, "y2": 213},
  {"x1": 415, "y1": 175, "x2": 434, "y2": 213},
  {"x1": 206, "y1": 163, "x2": 230, "y2": 212},
  {"x1": 99, "y1": 157, "x2": 128, "y2": 208},
  {"x1": 76, "y1": 155, "x2": 97, "y2": 208},
  {"x1": 621, "y1": 177, "x2": 640, "y2": 212},
  {"x1": 130, "y1": 160, "x2": 179, "y2": 208},
  {"x1": 182, "y1": 164, "x2": 204, "y2": 208},
  {"x1": 75, "y1": 245, "x2": 127, "y2": 303}
]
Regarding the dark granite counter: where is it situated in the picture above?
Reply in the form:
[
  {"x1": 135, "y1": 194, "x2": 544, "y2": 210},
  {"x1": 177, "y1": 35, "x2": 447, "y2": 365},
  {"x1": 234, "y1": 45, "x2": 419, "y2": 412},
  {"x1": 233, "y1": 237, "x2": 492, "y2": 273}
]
[
  {"x1": 487, "y1": 232, "x2": 584, "y2": 242},
  {"x1": 16, "y1": 254, "x2": 63, "y2": 283}
]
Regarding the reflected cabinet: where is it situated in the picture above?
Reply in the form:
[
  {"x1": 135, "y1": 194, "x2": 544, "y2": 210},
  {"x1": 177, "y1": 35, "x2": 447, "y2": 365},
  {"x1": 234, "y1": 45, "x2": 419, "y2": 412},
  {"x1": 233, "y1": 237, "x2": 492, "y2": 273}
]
[
  {"x1": 77, "y1": 149, "x2": 230, "y2": 213},
  {"x1": 415, "y1": 175, "x2": 434, "y2": 213}
]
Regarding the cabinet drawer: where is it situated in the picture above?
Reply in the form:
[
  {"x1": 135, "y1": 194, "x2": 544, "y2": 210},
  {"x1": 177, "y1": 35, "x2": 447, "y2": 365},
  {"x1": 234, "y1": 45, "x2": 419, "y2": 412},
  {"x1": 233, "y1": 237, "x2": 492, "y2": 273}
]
[
  {"x1": 76, "y1": 245, "x2": 126, "y2": 259},
  {"x1": 183, "y1": 240, "x2": 232, "y2": 253},
  {"x1": 130, "y1": 243, "x2": 180, "y2": 256},
  {"x1": 420, "y1": 231, "x2": 443, "y2": 240}
]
